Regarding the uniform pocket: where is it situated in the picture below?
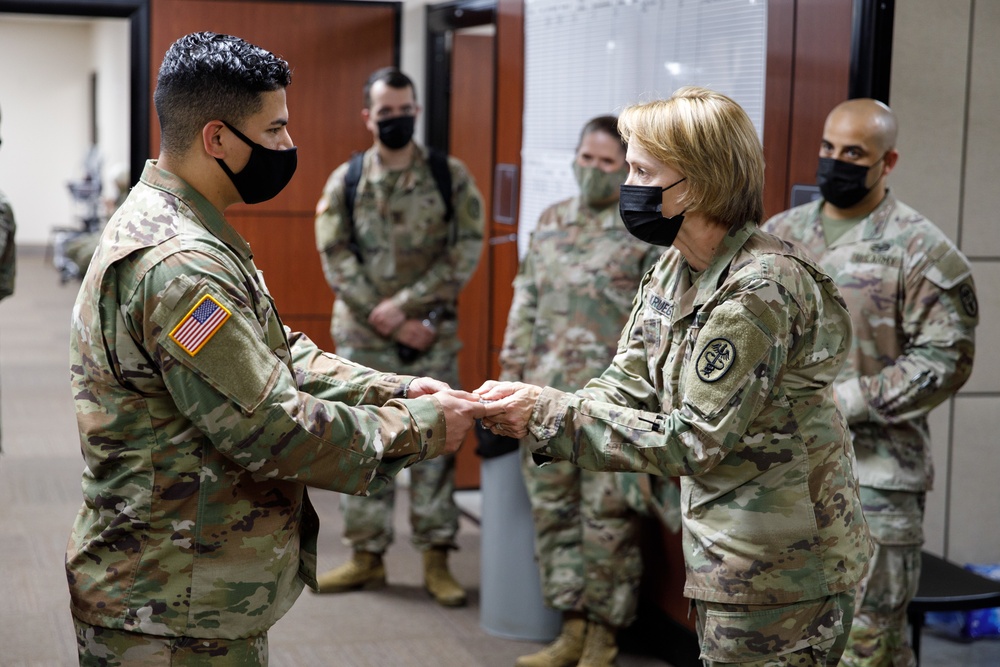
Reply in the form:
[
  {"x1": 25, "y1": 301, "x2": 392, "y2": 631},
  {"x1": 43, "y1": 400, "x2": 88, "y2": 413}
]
[{"x1": 699, "y1": 595, "x2": 844, "y2": 662}]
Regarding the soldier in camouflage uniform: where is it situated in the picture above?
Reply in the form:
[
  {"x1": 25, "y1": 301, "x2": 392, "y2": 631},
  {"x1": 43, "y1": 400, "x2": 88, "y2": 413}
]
[
  {"x1": 498, "y1": 115, "x2": 661, "y2": 667},
  {"x1": 479, "y1": 88, "x2": 873, "y2": 666},
  {"x1": 0, "y1": 103, "x2": 16, "y2": 456},
  {"x1": 314, "y1": 67, "x2": 484, "y2": 607},
  {"x1": 67, "y1": 32, "x2": 487, "y2": 666},
  {"x1": 762, "y1": 99, "x2": 978, "y2": 667}
]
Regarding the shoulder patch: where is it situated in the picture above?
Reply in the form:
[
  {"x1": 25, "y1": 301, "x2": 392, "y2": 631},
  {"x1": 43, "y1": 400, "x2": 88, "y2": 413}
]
[
  {"x1": 959, "y1": 283, "x2": 978, "y2": 318},
  {"x1": 695, "y1": 337, "x2": 736, "y2": 383},
  {"x1": 169, "y1": 294, "x2": 231, "y2": 356}
]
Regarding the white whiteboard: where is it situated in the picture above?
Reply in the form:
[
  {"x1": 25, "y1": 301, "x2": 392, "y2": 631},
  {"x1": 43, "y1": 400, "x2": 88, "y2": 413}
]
[{"x1": 519, "y1": 0, "x2": 768, "y2": 257}]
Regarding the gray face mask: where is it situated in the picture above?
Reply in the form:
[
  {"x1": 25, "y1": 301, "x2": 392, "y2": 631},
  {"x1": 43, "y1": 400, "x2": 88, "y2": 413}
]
[{"x1": 573, "y1": 162, "x2": 629, "y2": 207}]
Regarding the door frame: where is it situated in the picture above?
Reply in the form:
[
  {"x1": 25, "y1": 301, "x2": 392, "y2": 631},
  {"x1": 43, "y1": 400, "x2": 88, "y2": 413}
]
[
  {"x1": 0, "y1": 0, "x2": 150, "y2": 187},
  {"x1": 424, "y1": 0, "x2": 496, "y2": 154}
]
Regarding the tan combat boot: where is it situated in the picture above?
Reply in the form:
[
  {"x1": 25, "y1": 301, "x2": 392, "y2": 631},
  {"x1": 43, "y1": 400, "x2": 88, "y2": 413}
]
[
  {"x1": 423, "y1": 547, "x2": 467, "y2": 607},
  {"x1": 514, "y1": 614, "x2": 587, "y2": 667},
  {"x1": 577, "y1": 620, "x2": 618, "y2": 667},
  {"x1": 315, "y1": 551, "x2": 386, "y2": 593}
]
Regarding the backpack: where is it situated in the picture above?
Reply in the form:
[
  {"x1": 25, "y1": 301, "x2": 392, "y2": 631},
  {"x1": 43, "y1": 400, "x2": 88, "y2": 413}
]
[{"x1": 343, "y1": 148, "x2": 454, "y2": 262}]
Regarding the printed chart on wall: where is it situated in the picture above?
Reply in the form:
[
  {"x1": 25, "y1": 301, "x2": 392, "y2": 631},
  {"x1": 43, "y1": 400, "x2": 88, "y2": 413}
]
[{"x1": 519, "y1": 0, "x2": 767, "y2": 257}]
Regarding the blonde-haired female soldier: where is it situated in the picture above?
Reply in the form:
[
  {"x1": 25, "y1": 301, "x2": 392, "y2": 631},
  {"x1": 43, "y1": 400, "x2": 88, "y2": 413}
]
[{"x1": 478, "y1": 87, "x2": 872, "y2": 666}]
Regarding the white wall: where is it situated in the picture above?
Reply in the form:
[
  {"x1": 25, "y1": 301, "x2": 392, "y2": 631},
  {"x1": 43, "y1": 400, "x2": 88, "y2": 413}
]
[
  {"x1": 0, "y1": 15, "x2": 129, "y2": 246},
  {"x1": 891, "y1": 0, "x2": 1000, "y2": 565},
  {"x1": 92, "y1": 19, "x2": 131, "y2": 197}
]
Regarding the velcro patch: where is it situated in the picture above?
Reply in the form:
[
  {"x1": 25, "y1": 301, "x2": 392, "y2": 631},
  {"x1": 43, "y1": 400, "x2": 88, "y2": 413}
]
[
  {"x1": 683, "y1": 301, "x2": 773, "y2": 418},
  {"x1": 168, "y1": 294, "x2": 231, "y2": 356}
]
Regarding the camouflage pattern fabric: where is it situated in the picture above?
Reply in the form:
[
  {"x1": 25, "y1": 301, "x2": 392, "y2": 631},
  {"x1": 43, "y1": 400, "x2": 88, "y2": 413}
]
[
  {"x1": 74, "y1": 618, "x2": 267, "y2": 666},
  {"x1": 67, "y1": 160, "x2": 450, "y2": 641},
  {"x1": 527, "y1": 223, "x2": 873, "y2": 614},
  {"x1": 337, "y1": 346, "x2": 460, "y2": 552},
  {"x1": 314, "y1": 144, "x2": 484, "y2": 352},
  {"x1": 498, "y1": 195, "x2": 660, "y2": 627},
  {"x1": 762, "y1": 193, "x2": 978, "y2": 493},
  {"x1": 840, "y1": 489, "x2": 923, "y2": 667},
  {"x1": 64, "y1": 230, "x2": 101, "y2": 277},
  {"x1": 315, "y1": 145, "x2": 483, "y2": 552},
  {"x1": 695, "y1": 591, "x2": 855, "y2": 666},
  {"x1": 763, "y1": 193, "x2": 977, "y2": 666},
  {"x1": 0, "y1": 188, "x2": 14, "y2": 455},
  {"x1": 0, "y1": 188, "x2": 14, "y2": 302}
]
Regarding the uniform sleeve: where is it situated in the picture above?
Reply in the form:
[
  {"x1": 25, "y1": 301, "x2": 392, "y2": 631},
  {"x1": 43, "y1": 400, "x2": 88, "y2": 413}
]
[
  {"x1": 528, "y1": 278, "x2": 795, "y2": 478},
  {"x1": 131, "y1": 251, "x2": 448, "y2": 495},
  {"x1": 497, "y1": 233, "x2": 539, "y2": 382},
  {"x1": 0, "y1": 197, "x2": 16, "y2": 302},
  {"x1": 314, "y1": 163, "x2": 382, "y2": 321},
  {"x1": 835, "y1": 243, "x2": 978, "y2": 425},
  {"x1": 286, "y1": 328, "x2": 416, "y2": 405},
  {"x1": 390, "y1": 158, "x2": 485, "y2": 315}
]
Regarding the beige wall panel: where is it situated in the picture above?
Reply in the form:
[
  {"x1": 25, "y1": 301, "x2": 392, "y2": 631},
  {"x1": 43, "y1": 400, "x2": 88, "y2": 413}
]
[
  {"x1": 889, "y1": 0, "x2": 969, "y2": 241},
  {"x1": 962, "y1": 260, "x2": 998, "y2": 393},
  {"x1": 923, "y1": 403, "x2": 952, "y2": 555},
  {"x1": 947, "y1": 395, "x2": 1000, "y2": 563},
  {"x1": 961, "y1": 0, "x2": 1000, "y2": 256}
]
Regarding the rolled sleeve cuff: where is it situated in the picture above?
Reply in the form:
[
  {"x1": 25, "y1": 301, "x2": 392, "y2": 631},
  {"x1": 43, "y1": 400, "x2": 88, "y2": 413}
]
[
  {"x1": 409, "y1": 395, "x2": 449, "y2": 461},
  {"x1": 835, "y1": 377, "x2": 869, "y2": 424},
  {"x1": 527, "y1": 386, "x2": 573, "y2": 442}
]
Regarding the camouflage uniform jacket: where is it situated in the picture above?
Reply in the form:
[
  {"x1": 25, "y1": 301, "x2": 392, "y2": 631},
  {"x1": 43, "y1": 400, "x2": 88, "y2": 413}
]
[
  {"x1": 314, "y1": 145, "x2": 484, "y2": 351},
  {"x1": 763, "y1": 193, "x2": 978, "y2": 492},
  {"x1": 498, "y1": 195, "x2": 661, "y2": 389},
  {"x1": 527, "y1": 224, "x2": 872, "y2": 605},
  {"x1": 0, "y1": 188, "x2": 15, "y2": 301},
  {"x1": 67, "y1": 161, "x2": 448, "y2": 640}
]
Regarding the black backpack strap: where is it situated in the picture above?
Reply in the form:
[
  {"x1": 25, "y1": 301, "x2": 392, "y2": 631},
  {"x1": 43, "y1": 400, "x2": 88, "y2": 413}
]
[
  {"x1": 343, "y1": 151, "x2": 364, "y2": 226},
  {"x1": 427, "y1": 148, "x2": 454, "y2": 224},
  {"x1": 343, "y1": 151, "x2": 364, "y2": 262}
]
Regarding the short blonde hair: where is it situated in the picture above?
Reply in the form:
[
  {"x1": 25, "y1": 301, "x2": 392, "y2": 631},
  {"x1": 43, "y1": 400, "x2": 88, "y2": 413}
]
[{"x1": 618, "y1": 87, "x2": 764, "y2": 227}]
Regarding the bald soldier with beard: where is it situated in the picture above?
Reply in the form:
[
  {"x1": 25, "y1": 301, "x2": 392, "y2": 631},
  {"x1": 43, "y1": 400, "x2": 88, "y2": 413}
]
[{"x1": 763, "y1": 99, "x2": 979, "y2": 667}]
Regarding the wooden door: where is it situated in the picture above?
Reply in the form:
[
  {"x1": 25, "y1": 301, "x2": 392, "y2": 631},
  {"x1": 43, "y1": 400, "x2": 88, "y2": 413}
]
[
  {"x1": 450, "y1": 31, "x2": 496, "y2": 489},
  {"x1": 762, "y1": 0, "x2": 854, "y2": 218},
  {"x1": 149, "y1": 0, "x2": 399, "y2": 352}
]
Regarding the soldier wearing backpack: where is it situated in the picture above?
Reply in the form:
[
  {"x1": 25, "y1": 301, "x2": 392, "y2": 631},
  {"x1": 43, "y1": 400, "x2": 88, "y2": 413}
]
[{"x1": 314, "y1": 67, "x2": 485, "y2": 607}]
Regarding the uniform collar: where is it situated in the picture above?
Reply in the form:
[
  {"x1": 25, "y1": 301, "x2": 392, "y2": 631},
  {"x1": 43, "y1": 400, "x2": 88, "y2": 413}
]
[
  {"x1": 812, "y1": 190, "x2": 897, "y2": 246},
  {"x1": 694, "y1": 222, "x2": 755, "y2": 305},
  {"x1": 570, "y1": 196, "x2": 622, "y2": 229},
  {"x1": 140, "y1": 160, "x2": 254, "y2": 260}
]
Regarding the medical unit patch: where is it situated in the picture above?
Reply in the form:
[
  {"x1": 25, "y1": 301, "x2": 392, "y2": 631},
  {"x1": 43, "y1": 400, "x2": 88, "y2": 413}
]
[
  {"x1": 169, "y1": 294, "x2": 231, "y2": 356},
  {"x1": 696, "y1": 337, "x2": 736, "y2": 383}
]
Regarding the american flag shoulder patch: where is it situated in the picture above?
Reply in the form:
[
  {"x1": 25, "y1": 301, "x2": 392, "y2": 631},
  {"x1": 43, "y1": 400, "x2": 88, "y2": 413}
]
[{"x1": 169, "y1": 294, "x2": 231, "y2": 356}]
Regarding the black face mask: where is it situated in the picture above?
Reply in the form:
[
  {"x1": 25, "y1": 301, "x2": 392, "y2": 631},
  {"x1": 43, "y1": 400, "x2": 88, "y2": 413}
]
[
  {"x1": 377, "y1": 115, "x2": 416, "y2": 150},
  {"x1": 216, "y1": 121, "x2": 297, "y2": 205},
  {"x1": 619, "y1": 178, "x2": 686, "y2": 247},
  {"x1": 816, "y1": 156, "x2": 883, "y2": 209}
]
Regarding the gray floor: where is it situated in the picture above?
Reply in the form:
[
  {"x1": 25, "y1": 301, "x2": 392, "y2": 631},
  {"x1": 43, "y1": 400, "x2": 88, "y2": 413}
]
[{"x1": 2, "y1": 249, "x2": 999, "y2": 666}]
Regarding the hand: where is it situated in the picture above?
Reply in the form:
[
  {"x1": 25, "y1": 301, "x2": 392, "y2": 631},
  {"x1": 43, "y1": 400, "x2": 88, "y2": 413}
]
[
  {"x1": 475, "y1": 382, "x2": 542, "y2": 439},
  {"x1": 407, "y1": 376, "x2": 452, "y2": 398},
  {"x1": 394, "y1": 319, "x2": 437, "y2": 351},
  {"x1": 433, "y1": 389, "x2": 494, "y2": 455},
  {"x1": 474, "y1": 380, "x2": 522, "y2": 401},
  {"x1": 368, "y1": 299, "x2": 406, "y2": 337}
]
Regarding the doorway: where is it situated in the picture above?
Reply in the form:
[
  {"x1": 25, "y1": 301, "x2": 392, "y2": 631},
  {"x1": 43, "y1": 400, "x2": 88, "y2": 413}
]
[{"x1": 425, "y1": 0, "x2": 501, "y2": 489}]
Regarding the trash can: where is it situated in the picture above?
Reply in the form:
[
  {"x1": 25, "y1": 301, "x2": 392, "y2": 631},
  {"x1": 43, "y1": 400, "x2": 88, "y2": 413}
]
[{"x1": 479, "y1": 449, "x2": 561, "y2": 641}]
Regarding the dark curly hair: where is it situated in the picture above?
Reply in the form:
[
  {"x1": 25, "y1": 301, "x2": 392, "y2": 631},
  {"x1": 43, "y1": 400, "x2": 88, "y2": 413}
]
[{"x1": 154, "y1": 32, "x2": 292, "y2": 156}]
